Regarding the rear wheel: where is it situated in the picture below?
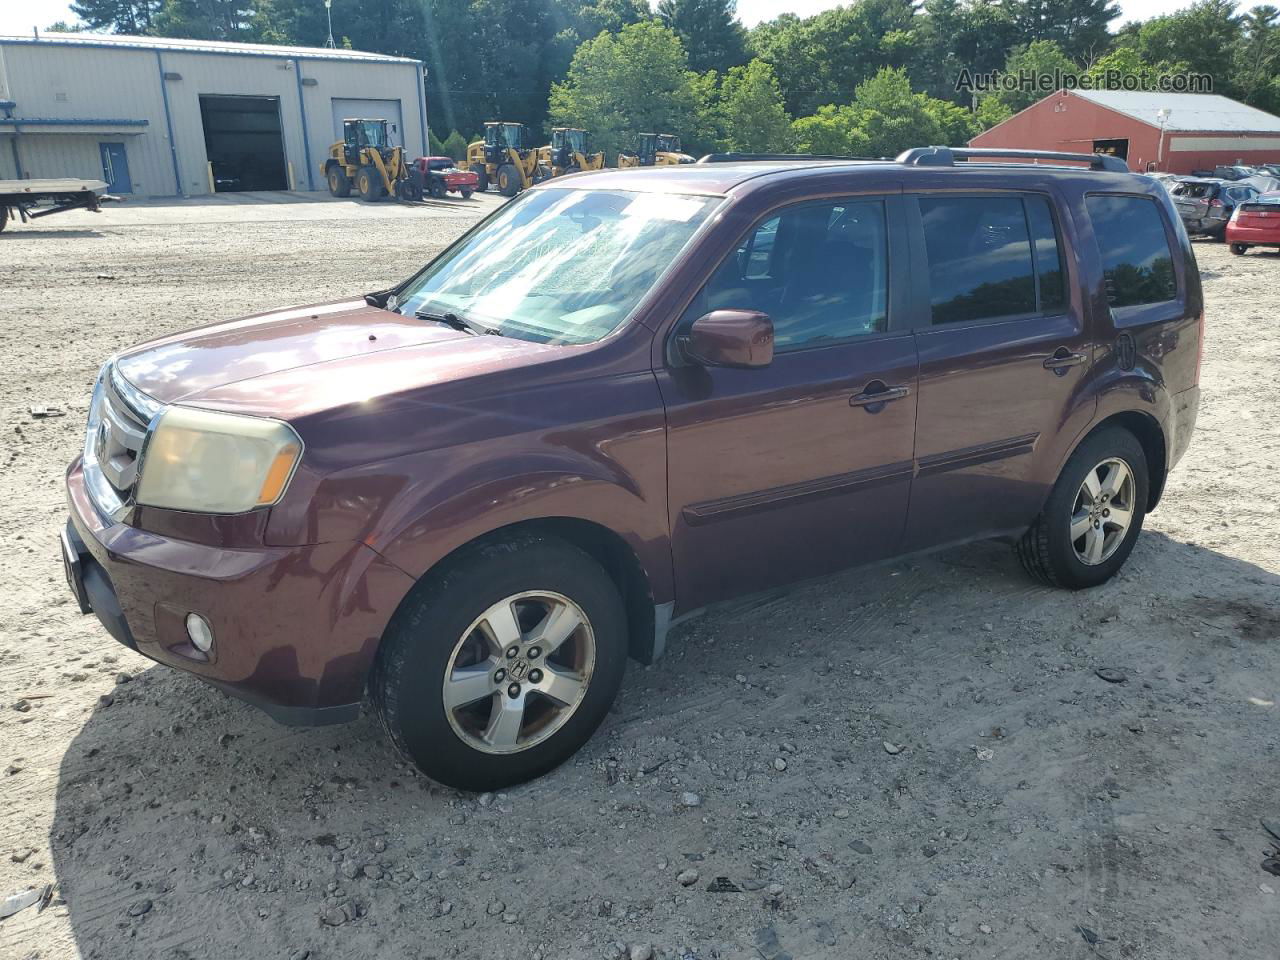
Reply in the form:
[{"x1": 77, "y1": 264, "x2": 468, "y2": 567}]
[
  {"x1": 326, "y1": 165, "x2": 351, "y2": 198},
  {"x1": 0, "y1": 205, "x2": 8, "y2": 232},
  {"x1": 1230, "y1": 242, "x2": 1248, "y2": 255},
  {"x1": 1016, "y1": 427, "x2": 1148, "y2": 589},
  {"x1": 460, "y1": 188, "x2": 474, "y2": 200},
  {"x1": 356, "y1": 166, "x2": 383, "y2": 202},
  {"x1": 469, "y1": 163, "x2": 489, "y2": 193},
  {"x1": 497, "y1": 163, "x2": 521, "y2": 197},
  {"x1": 372, "y1": 536, "x2": 627, "y2": 791}
]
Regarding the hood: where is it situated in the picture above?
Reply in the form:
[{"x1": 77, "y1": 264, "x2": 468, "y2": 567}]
[{"x1": 115, "y1": 300, "x2": 469, "y2": 405}]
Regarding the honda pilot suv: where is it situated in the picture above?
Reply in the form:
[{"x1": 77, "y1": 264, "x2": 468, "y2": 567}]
[{"x1": 63, "y1": 147, "x2": 1202, "y2": 790}]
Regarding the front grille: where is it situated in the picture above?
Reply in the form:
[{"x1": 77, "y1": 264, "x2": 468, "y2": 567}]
[{"x1": 82, "y1": 362, "x2": 164, "y2": 517}]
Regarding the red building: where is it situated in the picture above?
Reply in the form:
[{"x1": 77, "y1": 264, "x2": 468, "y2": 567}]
[{"x1": 970, "y1": 90, "x2": 1280, "y2": 174}]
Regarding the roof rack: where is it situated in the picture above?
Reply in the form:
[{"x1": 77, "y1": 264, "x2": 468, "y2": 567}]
[
  {"x1": 896, "y1": 146, "x2": 1129, "y2": 174},
  {"x1": 697, "y1": 152, "x2": 885, "y2": 164}
]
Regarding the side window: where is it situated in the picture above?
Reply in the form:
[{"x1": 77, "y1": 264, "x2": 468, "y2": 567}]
[
  {"x1": 1025, "y1": 195, "x2": 1066, "y2": 313},
  {"x1": 919, "y1": 196, "x2": 1036, "y2": 324},
  {"x1": 1085, "y1": 194, "x2": 1177, "y2": 308},
  {"x1": 689, "y1": 199, "x2": 889, "y2": 351}
]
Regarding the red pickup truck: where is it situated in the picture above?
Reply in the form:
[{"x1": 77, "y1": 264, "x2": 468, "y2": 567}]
[{"x1": 413, "y1": 156, "x2": 478, "y2": 199}]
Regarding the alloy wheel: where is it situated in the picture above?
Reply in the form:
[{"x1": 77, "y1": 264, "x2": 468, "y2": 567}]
[
  {"x1": 1070, "y1": 457, "x2": 1135, "y2": 565},
  {"x1": 441, "y1": 591, "x2": 595, "y2": 755}
]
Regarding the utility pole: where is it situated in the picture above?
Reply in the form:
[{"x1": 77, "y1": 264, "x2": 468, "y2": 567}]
[
  {"x1": 324, "y1": 0, "x2": 336, "y2": 49},
  {"x1": 1156, "y1": 108, "x2": 1170, "y2": 170}
]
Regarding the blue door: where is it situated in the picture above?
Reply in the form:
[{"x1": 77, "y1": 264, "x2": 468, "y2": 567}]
[{"x1": 98, "y1": 142, "x2": 132, "y2": 194}]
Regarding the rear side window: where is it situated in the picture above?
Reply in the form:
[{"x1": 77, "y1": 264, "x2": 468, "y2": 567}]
[
  {"x1": 918, "y1": 195, "x2": 1064, "y2": 325},
  {"x1": 1086, "y1": 194, "x2": 1177, "y2": 308}
]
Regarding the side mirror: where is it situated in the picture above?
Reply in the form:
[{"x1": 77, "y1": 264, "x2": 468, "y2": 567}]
[{"x1": 684, "y1": 309, "x2": 773, "y2": 369}]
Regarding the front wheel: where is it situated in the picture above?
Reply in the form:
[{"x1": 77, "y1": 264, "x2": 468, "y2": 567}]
[
  {"x1": 1016, "y1": 427, "x2": 1148, "y2": 589},
  {"x1": 356, "y1": 166, "x2": 382, "y2": 202},
  {"x1": 497, "y1": 163, "x2": 521, "y2": 197},
  {"x1": 1230, "y1": 242, "x2": 1248, "y2": 255},
  {"x1": 372, "y1": 537, "x2": 627, "y2": 791}
]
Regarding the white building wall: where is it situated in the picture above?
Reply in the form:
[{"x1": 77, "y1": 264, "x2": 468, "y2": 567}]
[{"x1": 0, "y1": 36, "x2": 427, "y2": 197}]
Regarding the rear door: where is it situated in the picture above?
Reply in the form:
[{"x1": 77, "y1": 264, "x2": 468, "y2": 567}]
[
  {"x1": 659, "y1": 195, "x2": 919, "y2": 611},
  {"x1": 1170, "y1": 181, "x2": 1212, "y2": 226},
  {"x1": 901, "y1": 190, "x2": 1096, "y2": 552}
]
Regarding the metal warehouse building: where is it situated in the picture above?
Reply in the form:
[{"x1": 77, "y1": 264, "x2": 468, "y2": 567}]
[
  {"x1": 0, "y1": 33, "x2": 428, "y2": 197},
  {"x1": 970, "y1": 90, "x2": 1280, "y2": 174}
]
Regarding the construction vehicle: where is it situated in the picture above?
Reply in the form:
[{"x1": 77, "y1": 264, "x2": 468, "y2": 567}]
[
  {"x1": 466, "y1": 122, "x2": 542, "y2": 197},
  {"x1": 323, "y1": 118, "x2": 408, "y2": 202},
  {"x1": 538, "y1": 127, "x2": 606, "y2": 179},
  {"x1": 617, "y1": 132, "x2": 695, "y2": 168}
]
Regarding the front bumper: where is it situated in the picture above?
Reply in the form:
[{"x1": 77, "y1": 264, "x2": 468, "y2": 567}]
[{"x1": 64, "y1": 457, "x2": 415, "y2": 726}]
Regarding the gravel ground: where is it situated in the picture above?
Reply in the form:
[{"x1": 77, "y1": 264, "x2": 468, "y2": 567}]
[{"x1": 1, "y1": 199, "x2": 1277, "y2": 960}]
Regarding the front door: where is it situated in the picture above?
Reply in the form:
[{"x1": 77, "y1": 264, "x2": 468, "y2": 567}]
[
  {"x1": 98, "y1": 142, "x2": 132, "y2": 194},
  {"x1": 659, "y1": 196, "x2": 919, "y2": 612},
  {"x1": 902, "y1": 191, "x2": 1095, "y2": 552}
]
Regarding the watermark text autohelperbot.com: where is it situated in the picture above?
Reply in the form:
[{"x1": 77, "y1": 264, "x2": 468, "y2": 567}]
[{"x1": 956, "y1": 69, "x2": 1213, "y2": 96}]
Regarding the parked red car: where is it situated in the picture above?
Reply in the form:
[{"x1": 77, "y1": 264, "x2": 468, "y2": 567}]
[
  {"x1": 1227, "y1": 192, "x2": 1280, "y2": 253},
  {"x1": 63, "y1": 148, "x2": 1202, "y2": 790},
  {"x1": 413, "y1": 156, "x2": 478, "y2": 199}
]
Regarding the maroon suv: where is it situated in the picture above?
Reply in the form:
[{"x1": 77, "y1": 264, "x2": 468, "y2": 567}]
[{"x1": 63, "y1": 147, "x2": 1202, "y2": 790}]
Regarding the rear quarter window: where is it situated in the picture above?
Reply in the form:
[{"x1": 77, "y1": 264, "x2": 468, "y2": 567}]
[{"x1": 1085, "y1": 194, "x2": 1177, "y2": 308}]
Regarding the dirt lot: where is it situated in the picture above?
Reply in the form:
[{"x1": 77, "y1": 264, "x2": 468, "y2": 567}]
[{"x1": 1, "y1": 196, "x2": 1277, "y2": 960}]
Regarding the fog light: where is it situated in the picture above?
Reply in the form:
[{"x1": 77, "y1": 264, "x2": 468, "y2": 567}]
[{"x1": 185, "y1": 613, "x2": 214, "y2": 653}]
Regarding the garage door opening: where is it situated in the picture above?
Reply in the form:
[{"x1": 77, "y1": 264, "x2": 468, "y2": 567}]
[{"x1": 199, "y1": 95, "x2": 288, "y2": 192}]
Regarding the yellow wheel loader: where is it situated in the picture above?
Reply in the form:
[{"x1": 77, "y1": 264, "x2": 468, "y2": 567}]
[
  {"x1": 323, "y1": 118, "x2": 408, "y2": 202},
  {"x1": 537, "y1": 127, "x2": 606, "y2": 179},
  {"x1": 617, "y1": 132, "x2": 695, "y2": 168},
  {"x1": 466, "y1": 122, "x2": 542, "y2": 197}
]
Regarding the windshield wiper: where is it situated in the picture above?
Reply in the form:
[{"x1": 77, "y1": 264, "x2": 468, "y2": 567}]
[{"x1": 414, "y1": 308, "x2": 500, "y2": 337}]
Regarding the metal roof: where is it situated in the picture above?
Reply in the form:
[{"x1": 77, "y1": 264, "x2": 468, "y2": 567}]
[
  {"x1": 0, "y1": 32, "x2": 420, "y2": 65},
  {"x1": 1073, "y1": 91, "x2": 1280, "y2": 133}
]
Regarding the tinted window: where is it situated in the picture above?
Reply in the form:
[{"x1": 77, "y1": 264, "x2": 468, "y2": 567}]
[
  {"x1": 1025, "y1": 195, "x2": 1066, "y2": 312},
  {"x1": 920, "y1": 196, "x2": 1035, "y2": 324},
  {"x1": 690, "y1": 200, "x2": 888, "y2": 351},
  {"x1": 1086, "y1": 194, "x2": 1177, "y2": 308}
]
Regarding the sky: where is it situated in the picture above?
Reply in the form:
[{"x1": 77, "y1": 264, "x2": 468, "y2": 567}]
[{"x1": 0, "y1": 0, "x2": 1234, "y2": 39}]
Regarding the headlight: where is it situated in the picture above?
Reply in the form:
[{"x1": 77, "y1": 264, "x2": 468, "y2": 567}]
[{"x1": 135, "y1": 406, "x2": 303, "y2": 514}]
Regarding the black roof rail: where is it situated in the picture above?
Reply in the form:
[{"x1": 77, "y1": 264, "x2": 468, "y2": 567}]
[
  {"x1": 697, "y1": 152, "x2": 885, "y2": 164},
  {"x1": 896, "y1": 146, "x2": 1130, "y2": 174}
]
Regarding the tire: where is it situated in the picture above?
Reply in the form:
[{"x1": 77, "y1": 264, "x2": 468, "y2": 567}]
[
  {"x1": 0, "y1": 205, "x2": 8, "y2": 232},
  {"x1": 1016, "y1": 426, "x2": 1149, "y2": 590},
  {"x1": 469, "y1": 163, "x2": 489, "y2": 193},
  {"x1": 372, "y1": 536, "x2": 627, "y2": 791},
  {"x1": 1230, "y1": 242, "x2": 1248, "y2": 255},
  {"x1": 326, "y1": 165, "x2": 351, "y2": 198},
  {"x1": 460, "y1": 188, "x2": 474, "y2": 200},
  {"x1": 356, "y1": 166, "x2": 383, "y2": 202},
  {"x1": 497, "y1": 163, "x2": 521, "y2": 197},
  {"x1": 428, "y1": 177, "x2": 447, "y2": 199}
]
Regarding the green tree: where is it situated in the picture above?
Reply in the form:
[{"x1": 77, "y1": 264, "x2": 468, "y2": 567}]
[
  {"x1": 68, "y1": 0, "x2": 161, "y2": 33},
  {"x1": 656, "y1": 0, "x2": 746, "y2": 73},
  {"x1": 994, "y1": 39, "x2": 1079, "y2": 112},
  {"x1": 716, "y1": 58, "x2": 791, "y2": 151},
  {"x1": 549, "y1": 20, "x2": 705, "y2": 156},
  {"x1": 973, "y1": 94, "x2": 1014, "y2": 130},
  {"x1": 152, "y1": 0, "x2": 261, "y2": 40},
  {"x1": 1236, "y1": 5, "x2": 1280, "y2": 109},
  {"x1": 1015, "y1": 0, "x2": 1121, "y2": 61},
  {"x1": 748, "y1": 0, "x2": 918, "y2": 117},
  {"x1": 46, "y1": 20, "x2": 87, "y2": 31},
  {"x1": 1134, "y1": 0, "x2": 1243, "y2": 95},
  {"x1": 442, "y1": 130, "x2": 470, "y2": 159},
  {"x1": 792, "y1": 67, "x2": 978, "y2": 157}
]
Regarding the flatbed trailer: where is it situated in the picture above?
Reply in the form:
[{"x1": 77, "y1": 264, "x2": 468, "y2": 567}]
[{"x1": 0, "y1": 178, "x2": 119, "y2": 232}]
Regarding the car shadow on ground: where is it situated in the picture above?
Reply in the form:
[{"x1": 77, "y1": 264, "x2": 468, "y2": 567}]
[{"x1": 45, "y1": 531, "x2": 1280, "y2": 959}]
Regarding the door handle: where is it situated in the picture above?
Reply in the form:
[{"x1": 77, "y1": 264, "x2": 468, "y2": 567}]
[
  {"x1": 850, "y1": 382, "x2": 910, "y2": 410},
  {"x1": 1043, "y1": 348, "x2": 1087, "y2": 374}
]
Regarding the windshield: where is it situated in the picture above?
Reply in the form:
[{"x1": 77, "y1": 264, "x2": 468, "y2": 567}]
[
  {"x1": 353, "y1": 120, "x2": 386, "y2": 148},
  {"x1": 396, "y1": 188, "x2": 721, "y2": 344}
]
